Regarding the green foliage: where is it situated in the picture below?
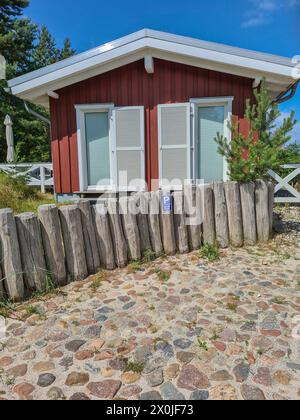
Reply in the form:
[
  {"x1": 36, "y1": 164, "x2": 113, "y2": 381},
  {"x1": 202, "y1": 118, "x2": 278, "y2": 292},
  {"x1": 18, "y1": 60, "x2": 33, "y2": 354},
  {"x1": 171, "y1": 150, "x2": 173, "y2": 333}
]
[
  {"x1": 200, "y1": 243, "x2": 220, "y2": 262},
  {"x1": 0, "y1": 171, "x2": 55, "y2": 213},
  {"x1": 0, "y1": 0, "x2": 76, "y2": 163},
  {"x1": 124, "y1": 361, "x2": 145, "y2": 374},
  {"x1": 215, "y1": 80, "x2": 297, "y2": 183}
]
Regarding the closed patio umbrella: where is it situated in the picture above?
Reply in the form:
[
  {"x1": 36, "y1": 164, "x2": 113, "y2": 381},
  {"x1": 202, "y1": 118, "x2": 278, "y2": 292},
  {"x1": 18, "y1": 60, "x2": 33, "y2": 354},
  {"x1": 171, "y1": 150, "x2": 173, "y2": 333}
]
[{"x1": 4, "y1": 115, "x2": 14, "y2": 163}]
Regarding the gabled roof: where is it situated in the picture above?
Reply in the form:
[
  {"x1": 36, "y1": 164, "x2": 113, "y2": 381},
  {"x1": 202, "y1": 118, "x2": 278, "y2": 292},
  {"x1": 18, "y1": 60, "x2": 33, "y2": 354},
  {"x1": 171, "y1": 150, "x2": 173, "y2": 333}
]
[{"x1": 7, "y1": 29, "x2": 299, "y2": 108}]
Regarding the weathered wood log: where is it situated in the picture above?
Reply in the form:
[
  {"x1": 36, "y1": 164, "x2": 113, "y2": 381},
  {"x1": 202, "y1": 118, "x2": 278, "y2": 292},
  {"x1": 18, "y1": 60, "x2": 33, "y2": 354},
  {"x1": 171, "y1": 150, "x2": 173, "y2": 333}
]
[
  {"x1": 38, "y1": 204, "x2": 67, "y2": 286},
  {"x1": 202, "y1": 184, "x2": 216, "y2": 246},
  {"x1": 147, "y1": 191, "x2": 163, "y2": 255},
  {"x1": 255, "y1": 180, "x2": 270, "y2": 243},
  {"x1": 92, "y1": 203, "x2": 116, "y2": 270},
  {"x1": 224, "y1": 182, "x2": 244, "y2": 247},
  {"x1": 185, "y1": 185, "x2": 202, "y2": 250},
  {"x1": 0, "y1": 246, "x2": 5, "y2": 299},
  {"x1": 59, "y1": 205, "x2": 88, "y2": 281},
  {"x1": 268, "y1": 181, "x2": 275, "y2": 236},
  {"x1": 107, "y1": 198, "x2": 128, "y2": 268},
  {"x1": 160, "y1": 192, "x2": 177, "y2": 255},
  {"x1": 213, "y1": 182, "x2": 229, "y2": 248},
  {"x1": 0, "y1": 209, "x2": 24, "y2": 301},
  {"x1": 174, "y1": 191, "x2": 189, "y2": 254},
  {"x1": 120, "y1": 196, "x2": 141, "y2": 261},
  {"x1": 239, "y1": 183, "x2": 257, "y2": 246},
  {"x1": 137, "y1": 194, "x2": 152, "y2": 253},
  {"x1": 77, "y1": 199, "x2": 101, "y2": 274},
  {"x1": 15, "y1": 213, "x2": 47, "y2": 292}
]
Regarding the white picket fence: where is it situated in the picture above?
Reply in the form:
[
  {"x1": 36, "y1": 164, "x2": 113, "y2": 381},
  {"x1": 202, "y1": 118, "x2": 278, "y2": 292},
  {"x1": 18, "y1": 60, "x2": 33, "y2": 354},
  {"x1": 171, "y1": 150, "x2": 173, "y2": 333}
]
[
  {"x1": 0, "y1": 163, "x2": 53, "y2": 193},
  {"x1": 268, "y1": 164, "x2": 300, "y2": 204},
  {"x1": 0, "y1": 162, "x2": 299, "y2": 202}
]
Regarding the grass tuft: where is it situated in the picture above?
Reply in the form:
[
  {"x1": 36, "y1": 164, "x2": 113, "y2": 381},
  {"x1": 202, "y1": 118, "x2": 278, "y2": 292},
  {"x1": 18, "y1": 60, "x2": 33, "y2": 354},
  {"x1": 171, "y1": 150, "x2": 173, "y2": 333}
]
[
  {"x1": 124, "y1": 361, "x2": 145, "y2": 374},
  {"x1": 199, "y1": 243, "x2": 220, "y2": 262}
]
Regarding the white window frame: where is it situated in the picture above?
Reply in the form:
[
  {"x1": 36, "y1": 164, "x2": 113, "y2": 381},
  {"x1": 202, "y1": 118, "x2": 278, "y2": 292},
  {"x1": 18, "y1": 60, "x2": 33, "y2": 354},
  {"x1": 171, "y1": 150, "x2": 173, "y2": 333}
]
[
  {"x1": 112, "y1": 106, "x2": 146, "y2": 192},
  {"x1": 75, "y1": 103, "x2": 115, "y2": 192},
  {"x1": 158, "y1": 103, "x2": 192, "y2": 191},
  {"x1": 190, "y1": 96, "x2": 233, "y2": 182}
]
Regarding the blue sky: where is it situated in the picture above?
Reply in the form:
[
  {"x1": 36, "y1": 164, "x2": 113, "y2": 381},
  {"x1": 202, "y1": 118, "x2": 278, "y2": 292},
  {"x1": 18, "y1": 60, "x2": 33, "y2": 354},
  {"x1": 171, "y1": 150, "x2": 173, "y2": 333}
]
[{"x1": 25, "y1": 0, "x2": 300, "y2": 142}]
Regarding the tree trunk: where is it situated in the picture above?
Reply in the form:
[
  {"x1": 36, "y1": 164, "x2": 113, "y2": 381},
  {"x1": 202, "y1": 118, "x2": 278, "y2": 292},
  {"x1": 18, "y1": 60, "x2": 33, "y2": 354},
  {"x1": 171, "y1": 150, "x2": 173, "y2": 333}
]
[
  {"x1": 202, "y1": 184, "x2": 216, "y2": 246},
  {"x1": 147, "y1": 191, "x2": 163, "y2": 255},
  {"x1": 255, "y1": 180, "x2": 270, "y2": 243},
  {"x1": 120, "y1": 196, "x2": 141, "y2": 261},
  {"x1": 174, "y1": 191, "x2": 189, "y2": 254},
  {"x1": 107, "y1": 198, "x2": 128, "y2": 268},
  {"x1": 92, "y1": 203, "x2": 116, "y2": 270}
]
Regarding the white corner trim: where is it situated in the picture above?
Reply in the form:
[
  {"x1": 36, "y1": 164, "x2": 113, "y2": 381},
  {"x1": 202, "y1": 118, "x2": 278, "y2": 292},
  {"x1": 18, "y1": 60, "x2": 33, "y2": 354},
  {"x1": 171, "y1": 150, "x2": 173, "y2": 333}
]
[
  {"x1": 47, "y1": 91, "x2": 59, "y2": 99},
  {"x1": 144, "y1": 55, "x2": 154, "y2": 74}
]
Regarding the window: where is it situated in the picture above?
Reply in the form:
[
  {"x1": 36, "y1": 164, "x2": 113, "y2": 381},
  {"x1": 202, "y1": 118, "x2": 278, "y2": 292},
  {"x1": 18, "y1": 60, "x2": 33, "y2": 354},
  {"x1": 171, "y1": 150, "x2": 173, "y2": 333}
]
[
  {"x1": 76, "y1": 104, "x2": 145, "y2": 192},
  {"x1": 158, "y1": 98, "x2": 233, "y2": 188},
  {"x1": 85, "y1": 112, "x2": 110, "y2": 186}
]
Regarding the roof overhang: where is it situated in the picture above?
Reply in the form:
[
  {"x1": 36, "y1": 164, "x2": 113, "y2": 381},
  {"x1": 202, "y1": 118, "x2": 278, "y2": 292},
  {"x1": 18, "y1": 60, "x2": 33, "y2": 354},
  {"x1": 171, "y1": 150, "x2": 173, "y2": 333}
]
[{"x1": 7, "y1": 29, "x2": 299, "y2": 109}]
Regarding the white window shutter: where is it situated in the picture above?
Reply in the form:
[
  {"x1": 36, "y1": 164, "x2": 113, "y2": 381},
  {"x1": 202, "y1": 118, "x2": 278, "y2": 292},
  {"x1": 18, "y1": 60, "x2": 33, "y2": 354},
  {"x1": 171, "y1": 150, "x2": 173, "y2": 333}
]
[
  {"x1": 158, "y1": 103, "x2": 191, "y2": 189},
  {"x1": 112, "y1": 107, "x2": 145, "y2": 191}
]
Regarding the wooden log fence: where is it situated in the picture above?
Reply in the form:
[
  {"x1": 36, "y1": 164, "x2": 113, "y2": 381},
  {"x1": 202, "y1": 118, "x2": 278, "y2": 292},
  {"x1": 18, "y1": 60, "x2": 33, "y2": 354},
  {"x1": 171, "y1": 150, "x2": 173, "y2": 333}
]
[{"x1": 0, "y1": 180, "x2": 275, "y2": 302}]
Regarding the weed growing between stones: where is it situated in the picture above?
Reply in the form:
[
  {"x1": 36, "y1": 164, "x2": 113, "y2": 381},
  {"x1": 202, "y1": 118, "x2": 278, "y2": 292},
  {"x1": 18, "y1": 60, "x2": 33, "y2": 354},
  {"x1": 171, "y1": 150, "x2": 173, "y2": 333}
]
[
  {"x1": 124, "y1": 361, "x2": 145, "y2": 374},
  {"x1": 199, "y1": 243, "x2": 220, "y2": 262},
  {"x1": 0, "y1": 299, "x2": 16, "y2": 318}
]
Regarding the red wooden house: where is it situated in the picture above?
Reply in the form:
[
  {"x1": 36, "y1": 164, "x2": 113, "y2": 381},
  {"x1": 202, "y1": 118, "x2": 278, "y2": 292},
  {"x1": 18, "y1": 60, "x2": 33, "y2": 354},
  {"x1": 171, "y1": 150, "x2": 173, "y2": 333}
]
[{"x1": 7, "y1": 30, "x2": 297, "y2": 200}]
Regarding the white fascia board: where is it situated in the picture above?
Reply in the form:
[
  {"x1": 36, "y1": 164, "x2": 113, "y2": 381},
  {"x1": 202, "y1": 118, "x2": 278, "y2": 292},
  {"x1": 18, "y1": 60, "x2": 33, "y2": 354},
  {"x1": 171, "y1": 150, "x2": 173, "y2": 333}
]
[
  {"x1": 147, "y1": 39, "x2": 294, "y2": 79},
  {"x1": 10, "y1": 38, "x2": 148, "y2": 96},
  {"x1": 9, "y1": 31, "x2": 297, "y2": 103}
]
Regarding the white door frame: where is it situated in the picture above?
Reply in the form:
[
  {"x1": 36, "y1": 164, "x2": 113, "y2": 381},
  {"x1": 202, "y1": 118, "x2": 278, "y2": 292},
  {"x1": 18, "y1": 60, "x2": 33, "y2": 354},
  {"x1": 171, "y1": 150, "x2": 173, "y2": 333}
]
[
  {"x1": 190, "y1": 96, "x2": 234, "y2": 182},
  {"x1": 75, "y1": 103, "x2": 115, "y2": 192}
]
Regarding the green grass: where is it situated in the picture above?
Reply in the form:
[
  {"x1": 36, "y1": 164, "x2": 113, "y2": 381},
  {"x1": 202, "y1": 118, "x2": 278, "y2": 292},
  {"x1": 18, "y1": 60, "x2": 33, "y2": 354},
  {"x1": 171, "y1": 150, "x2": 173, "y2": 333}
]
[
  {"x1": 0, "y1": 171, "x2": 57, "y2": 213},
  {"x1": 199, "y1": 243, "x2": 220, "y2": 262},
  {"x1": 124, "y1": 361, "x2": 145, "y2": 374},
  {"x1": 25, "y1": 305, "x2": 41, "y2": 316},
  {"x1": 0, "y1": 299, "x2": 16, "y2": 318},
  {"x1": 150, "y1": 268, "x2": 171, "y2": 282},
  {"x1": 197, "y1": 338, "x2": 209, "y2": 351}
]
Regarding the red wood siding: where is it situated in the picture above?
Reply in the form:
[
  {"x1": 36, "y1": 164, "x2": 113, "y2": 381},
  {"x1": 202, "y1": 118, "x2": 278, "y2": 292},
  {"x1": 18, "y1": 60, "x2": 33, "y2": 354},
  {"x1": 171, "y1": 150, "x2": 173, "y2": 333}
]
[{"x1": 50, "y1": 59, "x2": 255, "y2": 194}]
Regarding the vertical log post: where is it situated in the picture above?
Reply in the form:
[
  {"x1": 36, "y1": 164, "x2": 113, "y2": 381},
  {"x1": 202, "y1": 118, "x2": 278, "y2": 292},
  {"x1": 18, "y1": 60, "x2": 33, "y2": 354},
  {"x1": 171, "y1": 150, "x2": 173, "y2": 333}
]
[
  {"x1": 15, "y1": 213, "x2": 47, "y2": 292},
  {"x1": 0, "y1": 247, "x2": 5, "y2": 299},
  {"x1": 224, "y1": 182, "x2": 244, "y2": 247},
  {"x1": 38, "y1": 205, "x2": 67, "y2": 286},
  {"x1": 78, "y1": 199, "x2": 101, "y2": 274},
  {"x1": 202, "y1": 184, "x2": 216, "y2": 246},
  {"x1": 107, "y1": 198, "x2": 128, "y2": 268},
  {"x1": 120, "y1": 196, "x2": 141, "y2": 261},
  {"x1": 137, "y1": 193, "x2": 152, "y2": 254},
  {"x1": 160, "y1": 191, "x2": 177, "y2": 255},
  {"x1": 148, "y1": 191, "x2": 163, "y2": 255},
  {"x1": 59, "y1": 205, "x2": 88, "y2": 281},
  {"x1": 174, "y1": 191, "x2": 189, "y2": 254},
  {"x1": 213, "y1": 182, "x2": 229, "y2": 248},
  {"x1": 239, "y1": 183, "x2": 257, "y2": 246},
  {"x1": 185, "y1": 185, "x2": 202, "y2": 250},
  {"x1": 92, "y1": 203, "x2": 116, "y2": 270},
  {"x1": 255, "y1": 180, "x2": 270, "y2": 243},
  {"x1": 0, "y1": 209, "x2": 24, "y2": 301},
  {"x1": 268, "y1": 181, "x2": 275, "y2": 236}
]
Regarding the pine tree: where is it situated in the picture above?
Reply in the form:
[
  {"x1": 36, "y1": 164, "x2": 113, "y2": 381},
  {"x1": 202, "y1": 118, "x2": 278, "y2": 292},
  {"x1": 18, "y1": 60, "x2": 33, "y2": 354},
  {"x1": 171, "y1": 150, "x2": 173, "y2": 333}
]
[
  {"x1": 0, "y1": 0, "x2": 76, "y2": 163},
  {"x1": 59, "y1": 37, "x2": 76, "y2": 61},
  {"x1": 215, "y1": 80, "x2": 297, "y2": 183}
]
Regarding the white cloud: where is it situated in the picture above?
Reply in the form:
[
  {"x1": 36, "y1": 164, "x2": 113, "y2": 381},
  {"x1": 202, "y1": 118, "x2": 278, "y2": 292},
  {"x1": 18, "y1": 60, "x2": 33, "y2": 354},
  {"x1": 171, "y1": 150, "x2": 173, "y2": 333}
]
[{"x1": 242, "y1": 0, "x2": 300, "y2": 28}]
